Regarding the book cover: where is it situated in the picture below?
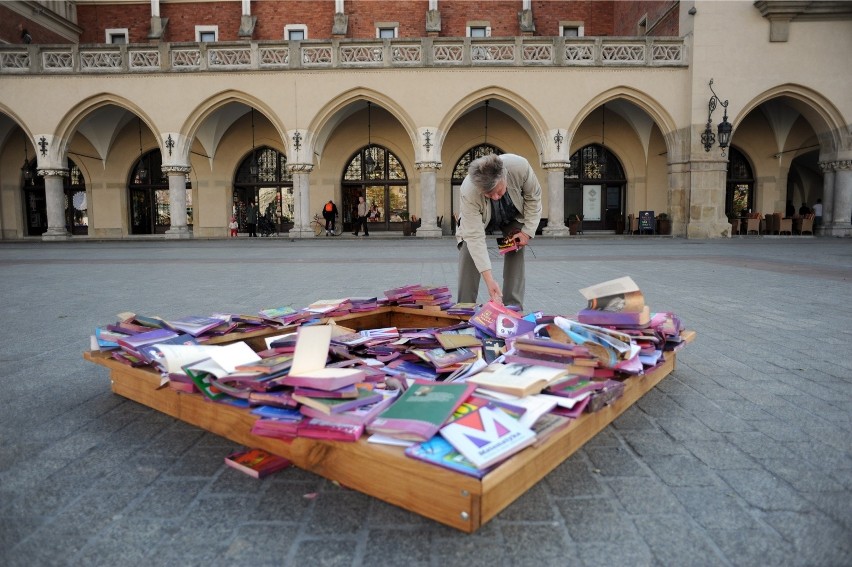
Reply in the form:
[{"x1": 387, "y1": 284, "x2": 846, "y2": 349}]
[
  {"x1": 422, "y1": 347, "x2": 478, "y2": 369},
  {"x1": 367, "y1": 381, "x2": 476, "y2": 442},
  {"x1": 405, "y1": 434, "x2": 490, "y2": 478},
  {"x1": 224, "y1": 448, "x2": 291, "y2": 479},
  {"x1": 440, "y1": 405, "x2": 536, "y2": 469},
  {"x1": 164, "y1": 315, "x2": 226, "y2": 337},
  {"x1": 299, "y1": 389, "x2": 399, "y2": 426},
  {"x1": 234, "y1": 353, "x2": 294, "y2": 374},
  {"x1": 494, "y1": 313, "x2": 537, "y2": 338},
  {"x1": 579, "y1": 276, "x2": 640, "y2": 302},
  {"x1": 297, "y1": 418, "x2": 364, "y2": 442},
  {"x1": 293, "y1": 387, "x2": 383, "y2": 416},
  {"x1": 435, "y1": 332, "x2": 482, "y2": 350},
  {"x1": 468, "y1": 301, "x2": 524, "y2": 337},
  {"x1": 116, "y1": 327, "x2": 180, "y2": 354},
  {"x1": 466, "y1": 362, "x2": 575, "y2": 398},
  {"x1": 576, "y1": 305, "x2": 651, "y2": 327}
]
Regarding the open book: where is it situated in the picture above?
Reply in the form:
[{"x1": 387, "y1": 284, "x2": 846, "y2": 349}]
[
  {"x1": 277, "y1": 325, "x2": 365, "y2": 391},
  {"x1": 466, "y1": 361, "x2": 576, "y2": 398}
]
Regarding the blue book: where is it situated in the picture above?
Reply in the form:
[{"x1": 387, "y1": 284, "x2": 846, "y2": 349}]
[{"x1": 405, "y1": 434, "x2": 491, "y2": 479}]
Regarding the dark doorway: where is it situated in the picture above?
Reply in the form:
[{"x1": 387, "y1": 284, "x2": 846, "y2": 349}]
[{"x1": 564, "y1": 145, "x2": 626, "y2": 231}]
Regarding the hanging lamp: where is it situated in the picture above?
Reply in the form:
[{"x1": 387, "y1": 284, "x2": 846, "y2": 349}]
[
  {"x1": 599, "y1": 103, "x2": 607, "y2": 173},
  {"x1": 483, "y1": 100, "x2": 489, "y2": 146},
  {"x1": 364, "y1": 102, "x2": 376, "y2": 174},
  {"x1": 137, "y1": 118, "x2": 148, "y2": 181},
  {"x1": 249, "y1": 108, "x2": 258, "y2": 177},
  {"x1": 21, "y1": 134, "x2": 32, "y2": 182}
]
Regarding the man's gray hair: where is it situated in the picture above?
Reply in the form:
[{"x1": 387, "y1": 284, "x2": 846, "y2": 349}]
[{"x1": 468, "y1": 154, "x2": 506, "y2": 195}]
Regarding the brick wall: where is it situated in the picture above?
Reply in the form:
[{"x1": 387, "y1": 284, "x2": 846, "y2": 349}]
[
  {"x1": 613, "y1": 0, "x2": 679, "y2": 36},
  {"x1": 69, "y1": 0, "x2": 639, "y2": 43},
  {"x1": 531, "y1": 0, "x2": 615, "y2": 37},
  {"x1": 253, "y1": 0, "x2": 336, "y2": 40},
  {"x1": 77, "y1": 3, "x2": 151, "y2": 44},
  {"x1": 0, "y1": 6, "x2": 74, "y2": 44}
]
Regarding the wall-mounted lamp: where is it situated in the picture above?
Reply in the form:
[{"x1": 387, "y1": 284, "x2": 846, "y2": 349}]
[{"x1": 701, "y1": 78, "x2": 733, "y2": 156}]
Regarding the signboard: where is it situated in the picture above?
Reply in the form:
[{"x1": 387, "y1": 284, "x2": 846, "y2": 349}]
[
  {"x1": 638, "y1": 211, "x2": 655, "y2": 234},
  {"x1": 582, "y1": 185, "x2": 601, "y2": 221}
]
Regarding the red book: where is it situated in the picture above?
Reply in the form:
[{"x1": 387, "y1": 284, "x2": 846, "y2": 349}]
[{"x1": 224, "y1": 448, "x2": 291, "y2": 478}]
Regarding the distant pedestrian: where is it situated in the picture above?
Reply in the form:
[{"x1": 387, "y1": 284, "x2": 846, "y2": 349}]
[
  {"x1": 785, "y1": 200, "x2": 795, "y2": 218},
  {"x1": 812, "y1": 198, "x2": 823, "y2": 227},
  {"x1": 798, "y1": 202, "x2": 810, "y2": 216},
  {"x1": 352, "y1": 196, "x2": 369, "y2": 236},
  {"x1": 229, "y1": 216, "x2": 238, "y2": 237},
  {"x1": 19, "y1": 23, "x2": 32, "y2": 44},
  {"x1": 322, "y1": 200, "x2": 339, "y2": 235},
  {"x1": 247, "y1": 200, "x2": 258, "y2": 237}
]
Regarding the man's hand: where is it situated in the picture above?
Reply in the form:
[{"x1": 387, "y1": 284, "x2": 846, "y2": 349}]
[
  {"x1": 513, "y1": 230, "x2": 531, "y2": 247},
  {"x1": 482, "y1": 270, "x2": 503, "y2": 305}
]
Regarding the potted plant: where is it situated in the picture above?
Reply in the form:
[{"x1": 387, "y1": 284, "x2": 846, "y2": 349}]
[{"x1": 656, "y1": 213, "x2": 671, "y2": 235}]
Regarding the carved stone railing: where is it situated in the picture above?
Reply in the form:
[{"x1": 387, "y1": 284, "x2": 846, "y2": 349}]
[{"x1": 0, "y1": 37, "x2": 686, "y2": 74}]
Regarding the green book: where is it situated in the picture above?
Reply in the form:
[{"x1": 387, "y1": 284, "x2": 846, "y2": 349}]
[{"x1": 366, "y1": 381, "x2": 476, "y2": 442}]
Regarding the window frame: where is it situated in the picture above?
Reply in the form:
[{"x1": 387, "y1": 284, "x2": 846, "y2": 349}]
[
  {"x1": 376, "y1": 22, "x2": 398, "y2": 39},
  {"x1": 105, "y1": 28, "x2": 129, "y2": 44},
  {"x1": 559, "y1": 21, "x2": 584, "y2": 38},
  {"x1": 195, "y1": 25, "x2": 219, "y2": 43},
  {"x1": 285, "y1": 24, "x2": 308, "y2": 41},
  {"x1": 467, "y1": 22, "x2": 491, "y2": 38}
]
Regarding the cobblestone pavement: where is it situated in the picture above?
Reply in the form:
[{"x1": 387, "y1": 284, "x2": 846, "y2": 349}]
[{"x1": 1, "y1": 235, "x2": 850, "y2": 567}]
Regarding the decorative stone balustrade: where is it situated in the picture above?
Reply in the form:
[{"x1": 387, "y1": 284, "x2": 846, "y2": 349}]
[{"x1": 0, "y1": 37, "x2": 685, "y2": 74}]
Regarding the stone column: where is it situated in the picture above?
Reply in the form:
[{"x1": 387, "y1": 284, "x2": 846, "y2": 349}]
[
  {"x1": 416, "y1": 161, "x2": 442, "y2": 237},
  {"x1": 685, "y1": 157, "x2": 730, "y2": 238},
  {"x1": 288, "y1": 163, "x2": 315, "y2": 238},
  {"x1": 819, "y1": 161, "x2": 835, "y2": 234},
  {"x1": 827, "y1": 160, "x2": 852, "y2": 237},
  {"x1": 164, "y1": 165, "x2": 191, "y2": 239},
  {"x1": 541, "y1": 162, "x2": 569, "y2": 236},
  {"x1": 39, "y1": 168, "x2": 70, "y2": 240}
]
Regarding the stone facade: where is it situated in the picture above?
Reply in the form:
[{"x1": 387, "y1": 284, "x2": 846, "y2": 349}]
[{"x1": 0, "y1": 1, "x2": 849, "y2": 240}]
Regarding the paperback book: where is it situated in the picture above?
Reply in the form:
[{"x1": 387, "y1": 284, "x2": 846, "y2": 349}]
[
  {"x1": 440, "y1": 405, "x2": 536, "y2": 469},
  {"x1": 367, "y1": 381, "x2": 476, "y2": 442},
  {"x1": 224, "y1": 448, "x2": 291, "y2": 479}
]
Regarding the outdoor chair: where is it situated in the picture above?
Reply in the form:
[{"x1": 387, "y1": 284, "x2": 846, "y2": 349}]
[
  {"x1": 764, "y1": 213, "x2": 779, "y2": 235},
  {"x1": 628, "y1": 213, "x2": 639, "y2": 235},
  {"x1": 745, "y1": 213, "x2": 762, "y2": 235},
  {"x1": 798, "y1": 213, "x2": 815, "y2": 235},
  {"x1": 778, "y1": 216, "x2": 793, "y2": 235}
]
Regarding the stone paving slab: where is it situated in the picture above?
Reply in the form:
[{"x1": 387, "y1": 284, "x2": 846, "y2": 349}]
[{"x1": 0, "y1": 236, "x2": 850, "y2": 566}]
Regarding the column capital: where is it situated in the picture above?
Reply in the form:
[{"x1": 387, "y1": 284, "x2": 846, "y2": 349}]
[
  {"x1": 37, "y1": 168, "x2": 68, "y2": 178},
  {"x1": 820, "y1": 160, "x2": 852, "y2": 173},
  {"x1": 287, "y1": 163, "x2": 314, "y2": 174},
  {"x1": 162, "y1": 165, "x2": 191, "y2": 175},
  {"x1": 415, "y1": 161, "x2": 442, "y2": 171}
]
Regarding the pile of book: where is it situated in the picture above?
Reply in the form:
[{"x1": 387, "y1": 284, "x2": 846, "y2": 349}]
[{"x1": 90, "y1": 277, "x2": 687, "y2": 477}]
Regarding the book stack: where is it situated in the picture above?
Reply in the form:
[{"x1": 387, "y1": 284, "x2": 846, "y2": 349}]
[
  {"x1": 576, "y1": 276, "x2": 651, "y2": 327},
  {"x1": 408, "y1": 285, "x2": 454, "y2": 309},
  {"x1": 383, "y1": 284, "x2": 421, "y2": 305}
]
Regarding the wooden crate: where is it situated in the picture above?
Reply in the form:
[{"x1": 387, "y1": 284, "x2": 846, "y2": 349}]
[{"x1": 83, "y1": 307, "x2": 687, "y2": 533}]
